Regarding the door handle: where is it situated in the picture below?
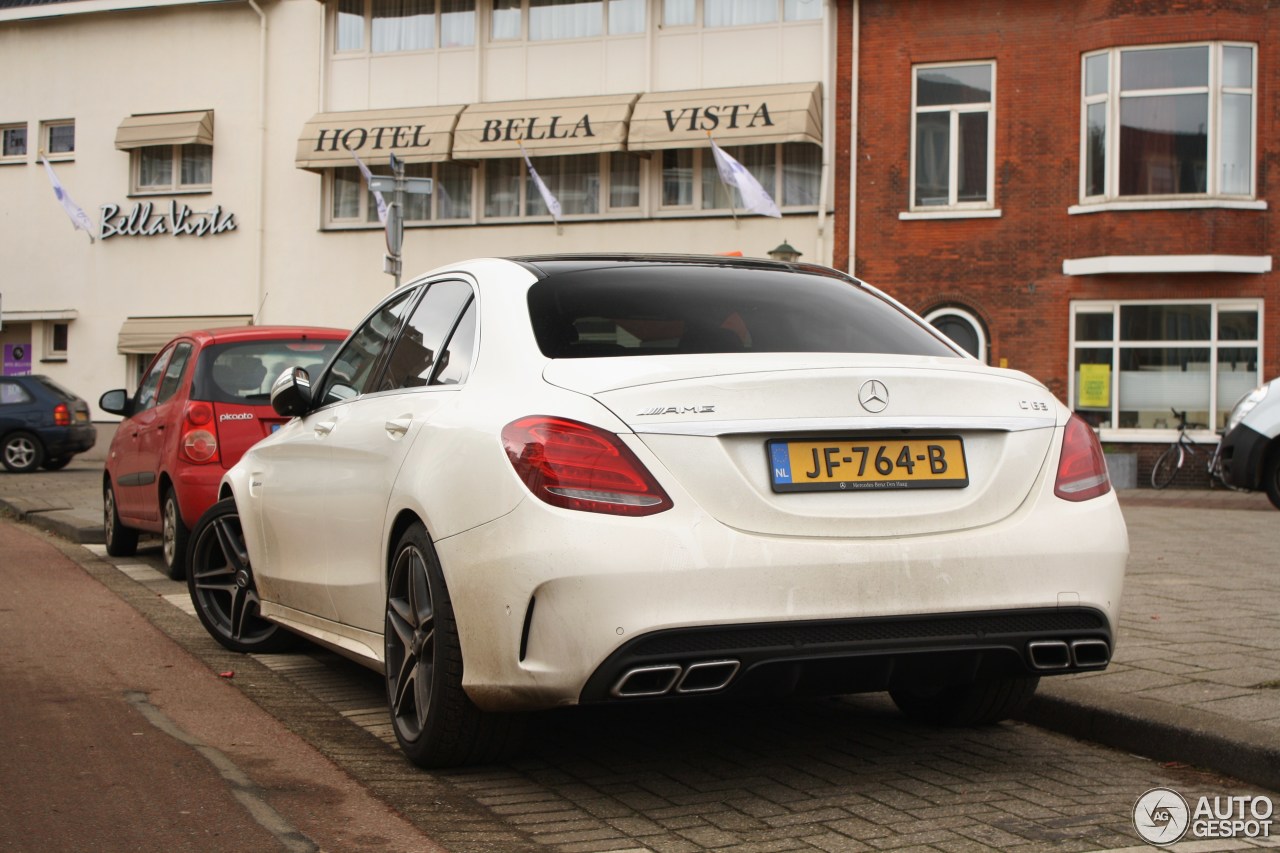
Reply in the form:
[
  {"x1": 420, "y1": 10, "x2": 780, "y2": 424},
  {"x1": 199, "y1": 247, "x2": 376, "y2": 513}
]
[
  {"x1": 385, "y1": 417, "x2": 412, "y2": 437},
  {"x1": 314, "y1": 420, "x2": 336, "y2": 437}
]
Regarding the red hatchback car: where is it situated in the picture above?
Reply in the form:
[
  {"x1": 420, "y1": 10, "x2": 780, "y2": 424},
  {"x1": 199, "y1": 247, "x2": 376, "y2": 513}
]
[{"x1": 100, "y1": 326, "x2": 346, "y2": 578}]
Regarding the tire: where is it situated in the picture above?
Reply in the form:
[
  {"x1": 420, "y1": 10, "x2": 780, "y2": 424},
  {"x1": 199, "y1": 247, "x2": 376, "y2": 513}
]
[
  {"x1": 1150, "y1": 445, "x2": 1180, "y2": 489},
  {"x1": 1, "y1": 432, "x2": 44, "y2": 473},
  {"x1": 890, "y1": 676, "x2": 1040, "y2": 726},
  {"x1": 41, "y1": 456, "x2": 72, "y2": 471},
  {"x1": 1264, "y1": 449, "x2": 1280, "y2": 511},
  {"x1": 187, "y1": 498, "x2": 297, "y2": 654},
  {"x1": 103, "y1": 480, "x2": 139, "y2": 557},
  {"x1": 161, "y1": 487, "x2": 191, "y2": 580},
  {"x1": 385, "y1": 522, "x2": 525, "y2": 768}
]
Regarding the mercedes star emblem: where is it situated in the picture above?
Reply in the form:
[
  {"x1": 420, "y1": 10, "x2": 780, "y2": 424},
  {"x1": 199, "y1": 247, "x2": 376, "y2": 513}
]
[{"x1": 859, "y1": 379, "x2": 889, "y2": 413}]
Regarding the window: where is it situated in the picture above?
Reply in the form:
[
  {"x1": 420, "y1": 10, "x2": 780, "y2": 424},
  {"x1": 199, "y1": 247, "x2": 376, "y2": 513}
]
[
  {"x1": 1070, "y1": 299, "x2": 1262, "y2": 432},
  {"x1": 0, "y1": 381, "x2": 34, "y2": 406},
  {"x1": 329, "y1": 162, "x2": 474, "y2": 225},
  {"x1": 41, "y1": 120, "x2": 75, "y2": 159},
  {"x1": 318, "y1": 288, "x2": 417, "y2": 404},
  {"x1": 662, "y1": 0, "x2": 817, "y2": 26},
  {"x1": 483, "y1": 152, "x2": 641, "y2": 219},
  {"x1": 135, "y1": 349, "x2": 174, "y2": 413},
  {"x1": 1, "y1": 123, "x2": 26, "y2": 162},
  {"x1": 133, "y1": 144, "x2": 212, "y2": 193},
  {"x1": 337, "y1": 0, "x2": 476, "y2": 50},
  {"x1": 911, "y1": 62, "x2": 994, "y2": 210},
  {"x1": 1081, "y1": 43, "x2": 1255, "y2": 201},
  {"x1": 925, "y1": 307, "x2": 986, "y2": 362},
  {"x1": 659, "y1": 143, "x2": 820, "y2": 212},
  {"x1": 490, "y1": 0, "x2": 642, "y2": 40},
  {"x1": 44, "y1": 322, "x2": 69, "y2": 360},
  {"x1": 380, "y1": 280, "x2": 474, "y2": 389},
  {"x1": 157, "y1": 342, "x2": 194, "y2": 405}
]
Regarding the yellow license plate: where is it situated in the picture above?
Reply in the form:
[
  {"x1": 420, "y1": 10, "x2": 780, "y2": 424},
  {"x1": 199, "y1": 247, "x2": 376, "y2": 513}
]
[{"x1": 768, "y1": 436, "x2": 968, "y2": 492}]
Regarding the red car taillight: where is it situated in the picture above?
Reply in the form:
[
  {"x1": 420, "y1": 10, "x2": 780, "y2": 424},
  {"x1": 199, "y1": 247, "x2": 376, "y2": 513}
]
[
  {"x1": 53, "y1": 403, "x2": 71, "y2": 426},
  {"x1": 180, "y1": 401, "x2": 219, "y2": 464},
  {"x1": 1054, "y1": 414, "x2": 1112, "y2": 502},
  {"x1": 502, "y1": 416, "x2": 673, "y2": 517}
]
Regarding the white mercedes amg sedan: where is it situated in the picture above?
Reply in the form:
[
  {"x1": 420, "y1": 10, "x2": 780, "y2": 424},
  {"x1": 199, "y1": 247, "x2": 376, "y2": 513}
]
[{"x1": 186, "y1": 254, "x2": 1128, "y2": 768}]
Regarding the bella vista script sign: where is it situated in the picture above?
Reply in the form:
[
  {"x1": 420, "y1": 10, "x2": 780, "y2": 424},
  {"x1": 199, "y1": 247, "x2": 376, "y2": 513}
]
[{"x1": 98, "y1": 201, "x2": 237, "y2": 240}]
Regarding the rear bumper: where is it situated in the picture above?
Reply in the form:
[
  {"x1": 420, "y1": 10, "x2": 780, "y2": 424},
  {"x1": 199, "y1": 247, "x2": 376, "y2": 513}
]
[
  {"x1": 1219, "y1": 424, "x2": 1270, "y2": 490},
  {"x1": 42, "y1": 424, "x2": 97, "y2": 458},
  {"x1": 173, "y1": 464, "x2": 225, "y2": 527}
]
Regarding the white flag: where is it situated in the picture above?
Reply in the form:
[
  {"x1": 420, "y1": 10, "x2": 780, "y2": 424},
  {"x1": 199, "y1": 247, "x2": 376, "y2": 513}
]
[
  {"x1": 520, "y1": 144, "x2": 562, "y2": 223},
  {"x1": 350, "y1": 149, "x2": 388, "y2": 225},
  {"x1": 41, "y1": 157, "x2": 96, "y2": 242},
  {"x1": 709, "y1": 139, "x2": 781, "y2": 218}
]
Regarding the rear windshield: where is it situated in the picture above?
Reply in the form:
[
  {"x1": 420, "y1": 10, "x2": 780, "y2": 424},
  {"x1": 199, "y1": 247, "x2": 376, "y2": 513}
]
[
  {"x1": 30, "y1": 375, "x2": 79, "y2": 400},
  {"x1": 526, "y1": 265, "x2": 959, "y2": 359},
  {"x1": 193, "y1": 339, "x2": 342, "y2": 405}
]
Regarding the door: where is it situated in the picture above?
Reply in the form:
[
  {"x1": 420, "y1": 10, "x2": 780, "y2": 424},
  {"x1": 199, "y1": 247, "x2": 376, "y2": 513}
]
[
  {"x1": 324, "y1": 279, "x2": 476, "y2": 632},
  {"x1": 132, "y1": 341, "x2": 194, "y2": 521},
  {"x1": 113, "y1": 348, "x2": 172, "y2": 520}
]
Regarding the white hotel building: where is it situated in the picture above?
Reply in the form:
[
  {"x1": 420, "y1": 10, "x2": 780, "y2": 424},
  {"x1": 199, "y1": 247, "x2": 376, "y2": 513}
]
[{"x1": 0, "y1": 0, "x2": 834, "y2": 414}]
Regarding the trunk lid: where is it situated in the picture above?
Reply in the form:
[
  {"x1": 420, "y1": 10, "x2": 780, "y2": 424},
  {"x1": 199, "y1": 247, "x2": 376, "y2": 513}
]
[{"x1": 545, "y1": 353, "x2": 1061, "y2": 538}]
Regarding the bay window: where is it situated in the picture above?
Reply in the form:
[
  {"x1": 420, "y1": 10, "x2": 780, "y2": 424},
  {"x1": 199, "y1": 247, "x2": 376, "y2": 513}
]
[{"x1": 1080, "y1": 43, "x2": 1255, "y2": 202}]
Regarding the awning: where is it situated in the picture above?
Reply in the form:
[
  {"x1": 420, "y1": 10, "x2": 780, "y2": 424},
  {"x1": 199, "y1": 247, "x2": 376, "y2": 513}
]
[
  {"x1": 453, "y1": 94, "x2": 638, "y2": 160},
  {"x1": 627, "y1": 83, "x2": 822, "y2": 151},
  {"x1": 117, "y1": 315, "x2": 252, "y2": 354},
  {"x1": 295, "y1": 106, "x2": 463, "y2": 170},
  {"x1": 115, "y1": 111, "x2": 214, "y2": 150},
  {"x1": 0, "y1": 309, "x2": 79, "y2": 323}
]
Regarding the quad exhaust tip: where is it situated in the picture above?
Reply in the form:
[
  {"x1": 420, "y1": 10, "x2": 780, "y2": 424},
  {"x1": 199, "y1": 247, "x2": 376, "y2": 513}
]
[
  {"x1": 1027, "y1": 639, "x2": 1111, "y2": 670},
  {"x1": 611, "y1": 660, "x2": 740, "y2": 698}
]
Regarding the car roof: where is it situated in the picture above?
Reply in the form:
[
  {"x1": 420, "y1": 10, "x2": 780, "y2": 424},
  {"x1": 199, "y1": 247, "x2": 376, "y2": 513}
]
[
  {"x1": 173, "y1": 325, "x2": 349, "y2": 346},
  {"x1": 506, "y1": 253, "x2": 854, "y2": 282}
]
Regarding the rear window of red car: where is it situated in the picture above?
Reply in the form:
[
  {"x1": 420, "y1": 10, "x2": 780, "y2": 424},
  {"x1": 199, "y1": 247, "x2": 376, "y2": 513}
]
[{"x1": 192, "y1": 339, "x2": 341, "y2": 405}]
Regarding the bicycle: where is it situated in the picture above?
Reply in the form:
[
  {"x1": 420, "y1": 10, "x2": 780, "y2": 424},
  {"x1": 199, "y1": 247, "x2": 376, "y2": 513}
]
[{"x1": 1150, "y1": 408, "x2": 1226, "y2": 489}]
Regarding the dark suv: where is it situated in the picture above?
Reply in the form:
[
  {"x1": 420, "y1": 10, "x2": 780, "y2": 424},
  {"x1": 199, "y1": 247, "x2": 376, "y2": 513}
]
[{"x1": 0, "y1": 374, "x2": 97, "y2": 473}]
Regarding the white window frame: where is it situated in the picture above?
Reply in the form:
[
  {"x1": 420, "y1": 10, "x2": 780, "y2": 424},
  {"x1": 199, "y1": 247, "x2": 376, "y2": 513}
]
[
  {"x1": 924, "y1": 306, "x2": 986, "y2": 363},
  {"x1": 40, "y1": 119, "x2": 75, "y2": 161},
  {"x1": 43, "y1": 321, "x2": 69, "y2": 361},
  {"x1": 1, "y1": 122, "x2": 27, "y2": 163},
  {"x1": 326, "y1": 161, "x2": 478, "y2": 226},
  {"x1": 1078, "y1": 42, "x2": 1257, "y2": 206},
  {"x1": 908, "y1": 61, "x2": 996, "y2": 214},
  {"x1": 334, "y1": 0, "x2": 478, "y2": 53},
  {"x1": 487, "y1": 0, "x2": 646, "y2": 43},
  {"x1": 660, "y1": 0, "x2": 821, "y2": 28},
  {"x1": 1069, "y1": 297, "x2": 1263, "y2": 438},
  {"x1": 654, "y1": 143, "x2": 822, "y2": 216},
  {"x1": 131, "y1": 144, "x2": 213, "y2": 195}
]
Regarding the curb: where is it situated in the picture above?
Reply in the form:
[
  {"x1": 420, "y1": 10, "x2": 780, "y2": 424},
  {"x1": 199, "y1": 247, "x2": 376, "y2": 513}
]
[
  {"x1": 1020, "y1": 680, "x2": 1280, "y2": 793},
  {"x1": 0, "y1": 499, "x2": 103, "y2": 545}
]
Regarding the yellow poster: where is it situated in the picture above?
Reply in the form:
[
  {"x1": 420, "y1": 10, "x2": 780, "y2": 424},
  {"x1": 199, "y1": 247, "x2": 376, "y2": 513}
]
[{"x1": 1078, "y1": 363, "x2": 1111, "y2": 408}]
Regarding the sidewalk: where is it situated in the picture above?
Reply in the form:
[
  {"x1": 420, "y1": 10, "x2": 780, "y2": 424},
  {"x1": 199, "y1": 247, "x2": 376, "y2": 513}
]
[{"x1": 2, "y1": 460, "x2": 1277, "y2": 794}]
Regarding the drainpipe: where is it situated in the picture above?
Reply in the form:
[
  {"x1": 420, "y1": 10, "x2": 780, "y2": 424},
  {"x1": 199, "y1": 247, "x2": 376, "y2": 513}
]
[
  {"x1": 814, "y1": 0, "x2": 832, "y2": 265},
  {"x1": 249, "y1": 0, "x2": 268, "y2": 323},
  {"x1": 847, "y1": 0, "x2": 858, "y2": 275}
]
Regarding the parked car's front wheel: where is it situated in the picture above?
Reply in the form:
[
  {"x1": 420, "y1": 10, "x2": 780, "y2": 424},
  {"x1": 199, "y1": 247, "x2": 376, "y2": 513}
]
[
  {"x1": 103, "y1": 480, "x2": 139, "y2": 556},
  {"x1": 890, "y1": 676, "x2": 1039, "y2": 726},
  {"x1": 1263, "y1": 449, "x2": 1280, "y2": 510},
  {"x1": 188, "y1": 498, "x2": 297, "y2": 653},
  {"x1": 1, "y1": 431, "x2": 44, "y2": 473},
  {"x1": 161, "y1": 487, "x2": 191, "y2": 580},
  {"x1": 385, "y1": 522, "x2": 524, "y2": 768}
]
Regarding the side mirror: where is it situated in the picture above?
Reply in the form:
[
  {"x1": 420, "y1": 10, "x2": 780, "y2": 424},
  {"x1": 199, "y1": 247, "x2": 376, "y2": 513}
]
[
  {"x1": 99, "y1": 389, "x2": 133, "y2": 417},
  {"x1": 270, "y1": 367, "x2": 313, "y2": 417}
]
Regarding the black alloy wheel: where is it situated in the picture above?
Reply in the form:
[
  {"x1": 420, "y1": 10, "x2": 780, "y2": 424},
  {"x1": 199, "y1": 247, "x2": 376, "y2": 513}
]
[
  {"x1": 384, "y1": 522, "x2": 524, "y2": 768},
  {"x1": 161, "y1": 487, "x2": 191, "y2": 580},
  {"x1": 1265, "y1": 450, "x2": 1280, "y2": 511},
  {"x1": 1, "y1": 431, "x2": 44, "y2": 473},
  {"x1": 103, "y1": 480, "x2": 139, "y2": 557},
  {"x1": 187, "y1": 498, "x2": 295, "y2": 654}
]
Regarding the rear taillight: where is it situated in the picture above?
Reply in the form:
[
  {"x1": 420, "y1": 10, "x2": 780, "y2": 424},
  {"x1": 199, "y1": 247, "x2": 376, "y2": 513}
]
[
  {"x1": 180, "y1": 401, "x2": 219, "y2": 464},
  {"x1": 53, "y1": 403, "x2": 71, "y2": 426},
  {"x1": 502, "y1": 416, "x2": 673, "y2": 517},
  {"x1": 1054, "y1": 414, "x2": 1111, "y2": 502}
]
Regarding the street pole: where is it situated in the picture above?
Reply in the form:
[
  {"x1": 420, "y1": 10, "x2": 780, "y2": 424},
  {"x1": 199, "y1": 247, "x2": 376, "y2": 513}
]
[{"x1": 370, "y1": 152, "x2": 431, "y2": 290}]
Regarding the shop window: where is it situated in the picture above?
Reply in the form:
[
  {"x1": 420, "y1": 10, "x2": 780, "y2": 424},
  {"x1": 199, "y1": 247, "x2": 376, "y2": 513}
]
[
  {"x1": 490, "y1": 0, "x2": 641, "y2": 40},
  {"x1": 1, "y1": 123, "x2": 26, "y2": 162},
  {"x1": 659, "y1": 142, "x2": 820, "y2": 213},
  {"x1": 911, "y1": 62, "x2": 994, "y2": 211},
  {"x1": 41, "y1": 120, "x2": 75, "y2": 160},
  {"x1": 43, "y1": 322, "x2": 68, "y2": 361},
  {"x1": 337, "y1": 0, "x2": 476, "y2": 51},
  {"x1": 925, "y1": 307, "x2": 986, "y2": 362},
  {"x1": 1070, "y1": 299, "x2": 1261, "y2": 432},
  {"x1": 1081, "y1": 42, "x2": 1255, "y2": 202},
  {"x1": 132, "y1": 144, "x2": 212, "y2": 194},
  {"x1": 328, "y1": 161, "x2": 474, "y2": 225}
]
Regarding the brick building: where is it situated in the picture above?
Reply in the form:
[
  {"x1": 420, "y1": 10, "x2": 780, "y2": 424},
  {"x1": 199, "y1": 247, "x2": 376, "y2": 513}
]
[{"x1": 835, "y1": 0, "x2": 1277, "y2": 483}]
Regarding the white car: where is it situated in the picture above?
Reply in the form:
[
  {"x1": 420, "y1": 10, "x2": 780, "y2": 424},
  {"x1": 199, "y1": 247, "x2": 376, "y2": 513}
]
[
  {"x1": 1217, "y1": 376, "x2": 1280, "y2": 507},
  {"x1": 186, "y1": 255, "x2": 1129, "y2": 768}
]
